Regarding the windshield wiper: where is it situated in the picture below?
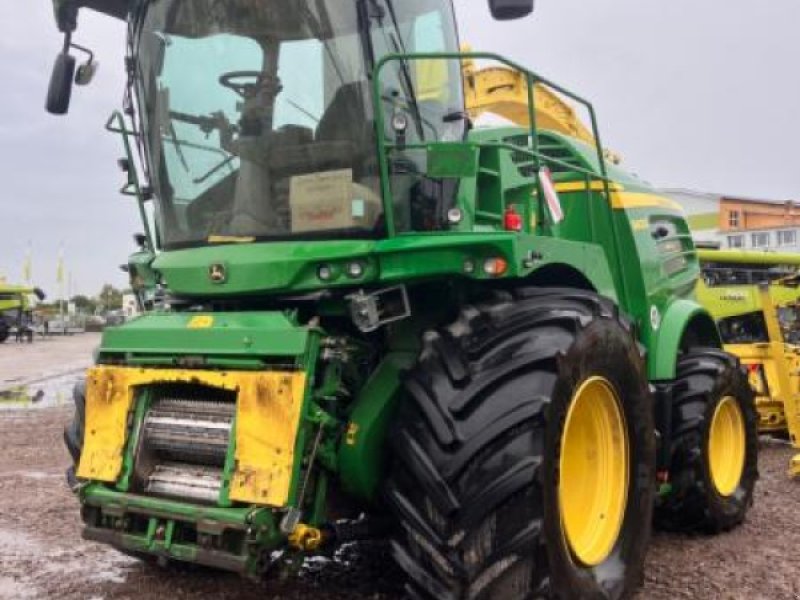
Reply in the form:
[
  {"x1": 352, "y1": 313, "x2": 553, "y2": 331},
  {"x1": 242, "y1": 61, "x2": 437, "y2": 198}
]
[
  {"x1": 305, "y1": 0, "x2": 347, "y2": 89},
  {"x1": 357, "y1": 0, "x2": 378, "y2": 77},
  {"x1": 167, "y1": 120, "x2": 190, "y2": 171}
]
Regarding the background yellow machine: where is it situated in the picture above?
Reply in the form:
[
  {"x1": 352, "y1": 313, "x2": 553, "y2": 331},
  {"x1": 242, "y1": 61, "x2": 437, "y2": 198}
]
[
  {"x1": 698, "y1": 249, "x2": 800, "y2": 476},
  {"x1": 0, "y1": 280, "x2": 45, "y2": 343},
  {"x1": 463, "y1": 54, "x2": 622, "y2": 163}
]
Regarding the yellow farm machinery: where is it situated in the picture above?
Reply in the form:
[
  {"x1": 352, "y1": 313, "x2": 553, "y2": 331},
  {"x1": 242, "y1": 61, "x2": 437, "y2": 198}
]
[
  {"x1": 0, "y1": 281, "x2": 45, "y2": 343},
  {"x1": 698, "y1": 249, "x2": 800, "y2": 476}
]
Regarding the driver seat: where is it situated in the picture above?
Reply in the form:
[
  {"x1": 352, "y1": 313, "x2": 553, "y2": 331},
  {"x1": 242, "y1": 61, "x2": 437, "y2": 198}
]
[{"x1": 314, "y1": 82, "x2": 374, "y2": 172}]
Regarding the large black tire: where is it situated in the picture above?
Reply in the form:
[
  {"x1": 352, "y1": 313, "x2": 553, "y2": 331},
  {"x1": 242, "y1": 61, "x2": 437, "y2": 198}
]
[
  {"x1": 385, "y1": 289, "x2": 656, "y2": 600},
  {"x1": 655, "y1": 349, "x2": 758, "y2": 532},
  {"x1": 63, "y1": 379, "x2": 86, "y2": 488},
  {"x1": 0, "y1": 321, "x2": 9, "y2": 344}
]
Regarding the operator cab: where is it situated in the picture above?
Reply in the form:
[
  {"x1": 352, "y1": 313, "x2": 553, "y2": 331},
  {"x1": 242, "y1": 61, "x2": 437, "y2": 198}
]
[{"x1": 134, "y1": 0, "x2": 466, "y2": 248}]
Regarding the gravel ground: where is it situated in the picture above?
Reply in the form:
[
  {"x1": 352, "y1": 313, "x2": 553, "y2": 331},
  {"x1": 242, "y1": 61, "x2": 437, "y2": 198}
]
[
  {"x1": 0, "y1": 334, "x2": 101, "y2": 390},
  {"x1": 1, "y1": 406, "x2": 798, "y2": 599},
  {"x1": 1, "y1": 337, "x2": 799, "y2": 599}
]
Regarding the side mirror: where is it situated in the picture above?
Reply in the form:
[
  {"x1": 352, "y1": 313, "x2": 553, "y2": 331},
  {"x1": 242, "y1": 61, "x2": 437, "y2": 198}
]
[
  {"x1": 45, "y1": 51, "x2": 76, "y2": 115},
  {"x1": 488, "y1": 0, "x2": 535, "y2": 20},
  {"x1": 75, "y1": 59, "x2": 99, "y2": 86}
]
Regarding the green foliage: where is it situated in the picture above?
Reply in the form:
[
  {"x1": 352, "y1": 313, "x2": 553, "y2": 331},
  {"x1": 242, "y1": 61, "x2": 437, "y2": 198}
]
[
  {"x1": 97, "y1": 284, "x2": 124, "y2": 311},
  {"x1": 70, "y1": 294, "x2": 97, "y2": 314}
]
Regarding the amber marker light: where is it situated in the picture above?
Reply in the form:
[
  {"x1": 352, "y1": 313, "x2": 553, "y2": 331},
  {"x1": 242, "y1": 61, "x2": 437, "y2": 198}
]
[{"x1": 483, "y1": 257, "x2": 509, "y2": 277}]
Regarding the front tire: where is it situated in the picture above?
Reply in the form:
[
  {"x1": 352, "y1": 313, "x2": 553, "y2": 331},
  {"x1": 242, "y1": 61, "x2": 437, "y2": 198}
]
[
  {"x1": 655, "y1": 349, "x2": 758, "y2": 532},
  {"x1": 63, "y1": 380, "x2": 86, "y2": 488},
  {"x1": 385, "y1": 289, "x2": 656, "y2": 599}
]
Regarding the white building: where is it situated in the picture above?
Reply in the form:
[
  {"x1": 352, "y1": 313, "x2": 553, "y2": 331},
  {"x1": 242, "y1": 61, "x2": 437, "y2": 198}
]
[
  {"x1": 660, "y1": 188, "x2": 723, "y2": 246},
  {"x1": 122, "y1": 293, "x2": 140, "y2": 318},
  {"x1": 661, "y1": 188, "x2": 800, "y2": 254}
]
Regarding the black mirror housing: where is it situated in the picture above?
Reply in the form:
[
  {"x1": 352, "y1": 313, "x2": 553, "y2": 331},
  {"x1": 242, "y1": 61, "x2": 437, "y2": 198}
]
[
  {"x1": 46, "y1": 51, "x2": 76, "y2": 115},
  {"x1": 488, "y1": 0, "x2": 535, "y2": 20}
]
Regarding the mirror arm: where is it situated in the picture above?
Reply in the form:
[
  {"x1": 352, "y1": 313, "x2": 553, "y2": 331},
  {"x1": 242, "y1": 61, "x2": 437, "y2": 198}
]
[{"x1": 69, "y1": 42, "x2": 94, "y2": 64}]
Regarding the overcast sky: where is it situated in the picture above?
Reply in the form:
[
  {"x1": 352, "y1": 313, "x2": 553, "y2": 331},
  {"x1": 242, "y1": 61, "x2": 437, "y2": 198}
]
[{"x1": 1, "y1": 0, "x2": 799, "y2": 297}]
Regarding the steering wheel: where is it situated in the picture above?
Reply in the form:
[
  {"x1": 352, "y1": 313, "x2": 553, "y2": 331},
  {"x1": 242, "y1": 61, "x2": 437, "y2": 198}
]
[{"x1": 219, "y1": 71, "x2": 263, "y2": 98}]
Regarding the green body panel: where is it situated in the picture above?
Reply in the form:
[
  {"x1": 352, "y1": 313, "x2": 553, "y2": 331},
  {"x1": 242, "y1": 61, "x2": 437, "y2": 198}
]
[
  {"x1": 650, "y1": 299, "x2": 722, "y2": 380},
  {"x1": 484, "y1": 126, "x2": 705, "y2": 379},
  {"x1": 99, "y1": 311, "x2": 310, "y2": 362},
  {"x1": 127, "y1": 249, "x2": 158, "y2": 303},
  {"x1": 81, "y1": 484, "x2": 280, "y2": 575},
  {"x1": 154, "y1": 240, "x2": 378, "y2": 297},
  {"x1": 83, "y1": 483, "x2": 266, "y2": 525},
  {"x1": 338, "y1": 352, "x2": 416, "y2": 501}
]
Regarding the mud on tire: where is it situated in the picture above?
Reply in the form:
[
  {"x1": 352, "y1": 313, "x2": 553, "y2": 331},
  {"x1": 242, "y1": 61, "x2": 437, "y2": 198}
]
[
  {"x1": 656, "y1": 349, "x2": 758, "y2": 533},
  {"x1": 385, "y1": 288, "x2": 656, "y2": 600}
]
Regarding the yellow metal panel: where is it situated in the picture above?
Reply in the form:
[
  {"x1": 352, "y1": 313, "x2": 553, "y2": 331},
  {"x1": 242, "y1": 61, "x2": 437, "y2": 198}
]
[
  {"x1": 609, "y1": 192, "x2": 685, "y2": 213},
  {"x1": 463, "y1": 62, "x2": 597, "y2": 146},
  {"x1": 77, "y1": 366, "x2": 308, "y2": 506},
  {"x1": 230, "y1": 372, "x2": 307, "y2": 507},
  {"x1": 551, "y1": 182, "x2": 684, "y2": 213},
  {"x1": 207, "y1": 235, "x2": 256, "y2": 244},
  {"x1": 77, "y1": 367, "x2": 137, "y2": 481},
  {"x1": 554, "y1": 181, "x2": 622, "y2": 193},
  {"x1": 187, "y1": 316, "x2": 215, "y2": 329}
]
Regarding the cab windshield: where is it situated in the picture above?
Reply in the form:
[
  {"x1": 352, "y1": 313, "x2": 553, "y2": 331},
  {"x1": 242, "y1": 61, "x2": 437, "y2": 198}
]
[{"x1": 134, "y1": 0, "x2": 462, "y2": 249}]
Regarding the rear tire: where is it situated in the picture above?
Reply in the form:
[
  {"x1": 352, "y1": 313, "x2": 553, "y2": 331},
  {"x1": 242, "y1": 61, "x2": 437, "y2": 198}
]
[
  {"x1": 385, "y1": 289, "x2": 656, "y2": 599},
  {"x1": 656, "y1": 349, "x2": 758, "y2": 532}
]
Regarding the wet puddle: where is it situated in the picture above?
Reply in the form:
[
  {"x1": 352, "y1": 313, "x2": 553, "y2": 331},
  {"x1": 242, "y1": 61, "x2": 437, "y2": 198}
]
[
  {"x1": 0, "y1": 526, "x2": 136, "y2": 594},
  {"x1": 0, "y1": 370, "x2": 83, "y2": 411}
]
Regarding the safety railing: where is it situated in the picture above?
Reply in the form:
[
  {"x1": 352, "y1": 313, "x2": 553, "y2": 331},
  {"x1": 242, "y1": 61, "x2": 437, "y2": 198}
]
[
  {"x1": 106, "y1": 110, "x2": 155, "y2": 249},
  {"x1": 372, "y1": 51, "x2": 615, "y2": 237}
]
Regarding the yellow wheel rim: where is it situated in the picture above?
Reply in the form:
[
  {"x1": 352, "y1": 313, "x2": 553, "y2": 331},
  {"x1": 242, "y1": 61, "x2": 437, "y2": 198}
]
[
  {"x1": 708, "y1": 396, "x2": 746, "y2": 497},
  {"x1": 559, "y1": 377, "x2": 629, "y2": 567}
]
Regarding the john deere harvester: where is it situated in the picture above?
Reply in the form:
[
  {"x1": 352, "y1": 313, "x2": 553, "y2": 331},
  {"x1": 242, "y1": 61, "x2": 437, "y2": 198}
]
[
  {"x1": 698, "y1": 249, "x2": 800, "y2": 476},
  {"x1": 47, "y1": 1, "x2": 758, "y2": 597}
]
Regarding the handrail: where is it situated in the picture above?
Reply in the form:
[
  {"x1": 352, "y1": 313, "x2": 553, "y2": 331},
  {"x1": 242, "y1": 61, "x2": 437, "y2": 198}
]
[
  {"x1": 106, "y1": 110, "x2": 155, "y2": 250},
  {"x1": 372, "y1": 51, "x2": 630, "y2": 306},
  {"x1": 372, "y1": 52, "x2": 611, "y2": 215}
]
